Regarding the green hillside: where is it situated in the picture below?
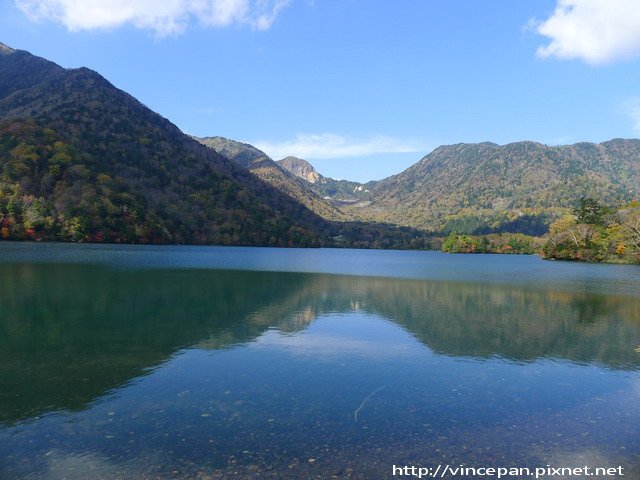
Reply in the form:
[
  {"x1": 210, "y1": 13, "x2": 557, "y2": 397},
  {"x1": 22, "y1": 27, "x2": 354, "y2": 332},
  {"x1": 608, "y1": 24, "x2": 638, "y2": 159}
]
[
  {"x1": 0, "y1": 44, "x2": 332, "y2": 246},
  {"x1": 349, "y1": 140, "x2": 640, "y2": 234}
]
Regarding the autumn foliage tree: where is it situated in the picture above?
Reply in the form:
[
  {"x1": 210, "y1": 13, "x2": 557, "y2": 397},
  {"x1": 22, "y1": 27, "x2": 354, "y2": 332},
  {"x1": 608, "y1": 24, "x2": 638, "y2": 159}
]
[{"x1": 542, "y1": 198, "x2": 639, "y2": 263}]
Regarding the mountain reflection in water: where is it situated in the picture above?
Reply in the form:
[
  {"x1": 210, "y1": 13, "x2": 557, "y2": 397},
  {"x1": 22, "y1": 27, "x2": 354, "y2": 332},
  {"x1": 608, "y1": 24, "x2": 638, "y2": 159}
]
[{"x1": 1, "y1": 252, "x2": 639, "y2": 479}]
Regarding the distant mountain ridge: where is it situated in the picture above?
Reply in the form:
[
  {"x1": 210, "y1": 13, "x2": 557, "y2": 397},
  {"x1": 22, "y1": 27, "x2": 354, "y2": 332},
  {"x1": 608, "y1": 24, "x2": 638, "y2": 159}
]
[
  {"x1": 195, "y1": 136, "x2": 272, "y2": 169},
  {"x1": 195, "y1": 139, "x2": 376, "y2": 208},
  {"x1": 203, "y1": 134, "x2": 639, "y2": 236},
  {"x1": 196, "y1": 136, "x2": 346, "y2": 220},
  {"x1": 347, "y1": 139, "x2": 640, "y2": 233},
  {"x1": 276, "y1": 156, "x2": 377, "y2": 205},
  {"x1": 278, "y1": 157, "x2": 321, "y2": 183}
]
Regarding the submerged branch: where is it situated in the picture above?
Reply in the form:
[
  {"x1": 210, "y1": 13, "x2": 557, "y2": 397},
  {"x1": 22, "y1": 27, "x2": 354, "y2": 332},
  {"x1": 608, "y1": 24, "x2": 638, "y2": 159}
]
[{"x1": 354, "y1": 386, "x2": 385, "y2": 422}]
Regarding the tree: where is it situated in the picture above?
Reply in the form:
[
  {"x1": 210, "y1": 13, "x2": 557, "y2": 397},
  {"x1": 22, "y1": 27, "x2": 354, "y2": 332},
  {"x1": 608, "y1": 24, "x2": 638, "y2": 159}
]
[
  {"x1": 620, "y1": 207, "x2": 640, "y2": 255},
  {"x1": 574, "y1": 197, "x2": 610, "y2": 226},
  {"x1": 543, "y1": 204, "x2": 639, "y2": 263}
]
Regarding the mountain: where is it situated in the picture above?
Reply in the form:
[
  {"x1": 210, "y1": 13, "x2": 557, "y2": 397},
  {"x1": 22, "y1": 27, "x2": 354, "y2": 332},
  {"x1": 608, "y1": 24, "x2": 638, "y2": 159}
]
[
  {"x1": 0, "y1": 44, "x2": 333, "y2": 246},
  {"x1": 2, "y1": 43, "x2": 636, "y2": 246},
  {"x1": 347, "y1": 140, "x2": 640, "y2": 234},
  {"x1": 277, "y1": 156, "x2": 377, "y2": 205},
  {"x1": 195, "y1": 138, "x2": 434, "y2": 248},
  {"x1": 277, "y1": 156, "x2": 321, "y2": 183},
  {"x1": 197, "y1": 136, "x2": 640, "y2": 237},
  {"x1": 196, "y1": 137, "x2": 346, "y2": 220},
  {"x1": 195, "y1": 136, "x2": 272, "y2": 169}
]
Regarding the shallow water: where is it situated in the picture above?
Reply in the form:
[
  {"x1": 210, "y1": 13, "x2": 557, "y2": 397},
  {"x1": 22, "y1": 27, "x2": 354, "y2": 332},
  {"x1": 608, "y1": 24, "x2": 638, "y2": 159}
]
[{"x1": 0, "y1": 243, "x2": 639, "y2": 479}]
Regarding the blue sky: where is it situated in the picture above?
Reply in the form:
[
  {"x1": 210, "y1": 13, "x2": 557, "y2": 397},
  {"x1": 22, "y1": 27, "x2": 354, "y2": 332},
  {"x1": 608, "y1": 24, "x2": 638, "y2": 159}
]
[{"x1": 2, "y1": 0, "x2": 640, "y2": 181}]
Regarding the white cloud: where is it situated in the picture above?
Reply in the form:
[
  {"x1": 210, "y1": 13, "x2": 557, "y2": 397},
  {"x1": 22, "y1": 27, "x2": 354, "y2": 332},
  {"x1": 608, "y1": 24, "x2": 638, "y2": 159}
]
[
  {"x1": 15, "y1": 0, "x2": 291, "y2": 35},
  {"x1": 532, "y1": 0, "x2": 640, "y2": 65},
  {"x1": 254, "y1": 133, "x2": 428, "y2": 160},
  {"x1": 623, "y1": 97, "x2": 640, "y2": 135}
]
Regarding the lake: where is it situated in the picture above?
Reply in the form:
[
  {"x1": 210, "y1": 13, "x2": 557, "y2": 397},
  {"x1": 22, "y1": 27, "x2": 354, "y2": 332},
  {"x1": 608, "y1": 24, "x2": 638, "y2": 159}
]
[{"x1": 1, "y1": 243, "x2": 639, "y2": 479}]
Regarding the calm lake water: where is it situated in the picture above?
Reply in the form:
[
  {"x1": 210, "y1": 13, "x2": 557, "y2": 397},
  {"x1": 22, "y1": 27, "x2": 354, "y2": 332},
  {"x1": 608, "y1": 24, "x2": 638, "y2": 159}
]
[{"x1": 1, "y1": 243, "x2": 639, "y2": 479}]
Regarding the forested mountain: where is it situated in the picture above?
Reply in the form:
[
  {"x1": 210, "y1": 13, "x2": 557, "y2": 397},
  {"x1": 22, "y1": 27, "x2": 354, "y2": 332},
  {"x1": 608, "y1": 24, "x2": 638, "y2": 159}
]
[
  {"x1": 0, "y1": 44, "x2": 333, "y2": 246},
  {"x1": 196, "y1": 137, "x2": 345, "y2": 220},
  {"x1": 198, "y1": 135, "x2": 640, "y2": 238},
  {"x1": 277, "y1": 156, "x2": 377, "y2": 205},
  {"x1": 1, "y1": 43, "x2": 637, "y2": 247},
  {"x1": 346, "y1": 140, "x2": 640, "y2": 234},
  {"x1": 184, "y1": 138, "x2": 435, "y2": 249}
]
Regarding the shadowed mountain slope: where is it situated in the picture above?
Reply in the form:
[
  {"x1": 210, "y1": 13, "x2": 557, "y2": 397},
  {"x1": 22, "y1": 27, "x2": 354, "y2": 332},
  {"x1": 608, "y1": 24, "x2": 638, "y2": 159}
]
[
  {"x1": 197, "y1": 136, "x2": 346, "y2": 220},
  {"x1": 0, "y1": 44, "x2": 332, "y2": 246}
]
